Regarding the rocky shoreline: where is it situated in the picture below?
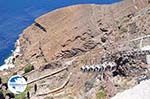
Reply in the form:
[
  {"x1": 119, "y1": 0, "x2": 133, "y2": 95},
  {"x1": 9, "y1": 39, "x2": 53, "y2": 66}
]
[{"x1": 0, "y1": 39, "x2": 21, "y2": 71}]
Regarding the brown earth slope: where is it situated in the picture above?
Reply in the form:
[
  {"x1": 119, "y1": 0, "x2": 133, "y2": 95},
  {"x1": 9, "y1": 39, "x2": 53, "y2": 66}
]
[{"x1": 17, "y1": 0, "x2": 149, "y2": 67}]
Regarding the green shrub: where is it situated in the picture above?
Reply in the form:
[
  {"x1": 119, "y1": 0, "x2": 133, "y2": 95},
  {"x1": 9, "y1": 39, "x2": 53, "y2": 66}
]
[
  {"x1": 24, "y1": 64, "x2": 34, "y2": 74},
  {"x1": 13, "y1": 72, "x2": 17, "y2": 75},
  {"x1": 44, "y1": 96, "x2": 54, "y2": 99},
  {"x1": 96, "y1": 88, "x2": 106, "y2": 99},
  {"x1": 0, "y1": 91, "x2": 5, "y2": 99},
  {"x1": 1, "y1": 77, "x2": 8, "y2": 83}
]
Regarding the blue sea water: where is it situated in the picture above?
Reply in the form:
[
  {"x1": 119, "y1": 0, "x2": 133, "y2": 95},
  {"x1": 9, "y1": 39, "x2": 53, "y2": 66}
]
[{"x1": 0, "y1": 0, "x2": 121, "y2": 66}]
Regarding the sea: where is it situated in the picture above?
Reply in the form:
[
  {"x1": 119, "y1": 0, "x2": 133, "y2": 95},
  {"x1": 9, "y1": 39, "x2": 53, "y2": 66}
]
[{"x1": 0, "y1": 0, "x2": 121, "y2": 66}]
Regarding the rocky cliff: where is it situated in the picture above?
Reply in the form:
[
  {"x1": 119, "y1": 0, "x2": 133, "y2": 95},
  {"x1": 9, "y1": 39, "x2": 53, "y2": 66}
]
[{"x1": 2, "y1": 0, "x2": 150, "y2": 99}]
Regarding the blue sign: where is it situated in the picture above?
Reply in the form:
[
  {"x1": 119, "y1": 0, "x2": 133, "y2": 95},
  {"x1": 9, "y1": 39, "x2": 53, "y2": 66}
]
[{"x1": 8, "y1": 75, "x2": 27, "y2": 94}]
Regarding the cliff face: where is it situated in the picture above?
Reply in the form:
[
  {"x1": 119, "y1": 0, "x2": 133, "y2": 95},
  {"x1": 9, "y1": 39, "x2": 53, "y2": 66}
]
[{"x1": 10, "y1": 0, "x2": 150, "y2": 99}]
